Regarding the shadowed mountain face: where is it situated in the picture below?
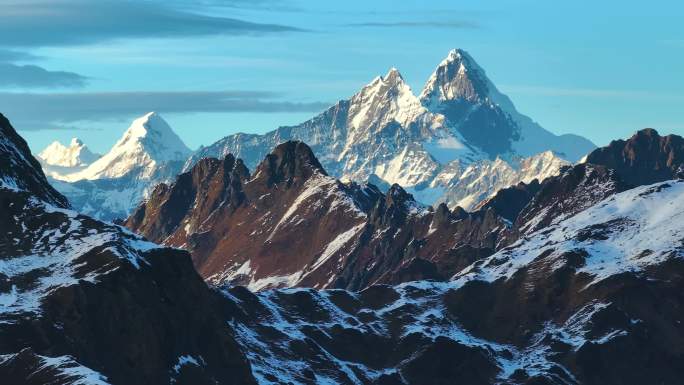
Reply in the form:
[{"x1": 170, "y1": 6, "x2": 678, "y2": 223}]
[
  {"x1": 0, "y1": 113, "x2": 68, "y2": 207},
  {"x1": 584, "y1": 128, "x2": 684, "y2": 186},
  {"x1": 126, "y1": 141, "x2": 512, "y2": 291},
  {"x1": 2, "y1": 112, "x2": 684, "y2": 384}
]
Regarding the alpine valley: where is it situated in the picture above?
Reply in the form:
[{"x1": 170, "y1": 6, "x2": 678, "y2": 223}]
[{"x1": 3, "y1": 48, "x2": 683, "y2": 385}]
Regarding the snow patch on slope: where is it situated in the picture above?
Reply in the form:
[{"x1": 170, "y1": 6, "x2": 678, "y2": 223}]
[{"x1": 455, "y1": 180, "x2": 684, "y2": 287}]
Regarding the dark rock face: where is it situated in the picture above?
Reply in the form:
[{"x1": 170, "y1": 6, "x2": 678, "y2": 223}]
[
  {"x1": 0, "y1": 189, "x2": 257, "y2": 385},
  {"x1": 126, "y1": 154, "x2": 249, "y2": 243},
  {"x1": 259, "y1": 140, "x2": 327, "y2": 184},
  {"x1": 585, "y1": 128, "x2": 684, "y2": 186},
  {"x1": 0, "y1": 113, "x2": 68, "y2": 207}
]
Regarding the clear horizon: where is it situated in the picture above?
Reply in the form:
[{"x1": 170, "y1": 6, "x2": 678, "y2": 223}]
[{"x1": 3, "y1": 0, "x2": 683, "y2": 154}]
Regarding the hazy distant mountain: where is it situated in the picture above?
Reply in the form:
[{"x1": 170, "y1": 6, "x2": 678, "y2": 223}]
[
  {"x1": 37, "y1": 137, "x2": 100, "y2": 177},
  {"x1": 48, "y1": 112, "x2": 191, "y2": 221}
]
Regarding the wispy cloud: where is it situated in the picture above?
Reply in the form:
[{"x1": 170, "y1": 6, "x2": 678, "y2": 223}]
[
  {"x1": 0, "y1": 91, "x2": 329, "y2": 130},
  {"x1": 346, "y1": 20, "x2": 480, "y2": 29},
  {"x1": 0, "y1": 49, "x2": 42, "y2": 62},
  {"x1": 0, "y1": 63, "x2": 87, "y2": 88},
  {"x1": 0, "y1": 48, "x2": 87, "y2": 89},
  {"x1": 0, "y1": 0, "x2": 304, "y2": 47}
]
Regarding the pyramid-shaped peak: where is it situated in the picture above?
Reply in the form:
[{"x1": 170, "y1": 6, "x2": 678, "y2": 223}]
[
  {"x1": 420, "y1": 49, "x2": 491, "y2": 105},
  {"x1": 119, "y1": 112, "x2": 188, "y2": 153},
  {"x1": 445, "y1": 48, "x2": 466, "y2": 61},
  {"x1": 64, "y1": 112, "x2": 190, "y2": 181},
  {"x1": 69, "y1": 137, "x2": 84, "y2": 147},
  {"x1": 347, "y1": 66, "x2": 425, "y2": 131},
  {"x1": 383, "y1": 67, "x2": 404, "y2": 82},
  {"x1": 365, "y1": 67, "x2": 406, "y2": 89},
  {"x1": 125, "y1": 112, "x2": 175, "y2": 138}
]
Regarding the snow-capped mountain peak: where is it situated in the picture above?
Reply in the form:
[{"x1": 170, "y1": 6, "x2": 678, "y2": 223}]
[
  {"x1": 419, "y1": 48, "x2": 492, "y2": 106},
  {"x1": 347, "y1": 66, "x2": 425, "y2": 132},
  {"x1": 37, "y1": 137, "x2": 99, "y2": 167},
  {"x1": 67, "y1": 112, "x2": 190, "y2": 181},
  {"x1": 117, "y1": 112, "x2": 189, "y2": 162}
]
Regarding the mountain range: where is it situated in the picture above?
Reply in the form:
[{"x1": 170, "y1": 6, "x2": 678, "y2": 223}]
[
  {"x1": 2, "y1": 109, "x2": 684, "y2": 384},
  {"x1": 41, "y1": 49, "x2": 594, "y2": 221},
  {"x1": 12, "y1": 47, "x2": 684, "y2": 385},
  {"x1": 185, "y1": 49, "x2": 594, "y2": 208}
]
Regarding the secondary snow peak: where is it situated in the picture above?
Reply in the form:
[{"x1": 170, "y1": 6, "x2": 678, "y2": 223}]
[
  {"x1": 65, "y1": 112, "x2": 190, "y2": 181},
  {"x1": 38, "y1": 137, "x2": 99, "y2": 168}
]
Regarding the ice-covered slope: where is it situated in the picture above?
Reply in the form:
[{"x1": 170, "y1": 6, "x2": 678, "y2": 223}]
[
  {"x1": 458, "y1": 179, "x2": 684, "y2": 286},
  {"x1": 185, "y1": 49, "x2": 594, "y2": 208},
  {"x1": 185, "y1": 66, "x2": 483, "y2": 190},
  {"x1": 426, "y1": 150, "x2": 570, "y2": 210},
  {"x1": 48, "y1": 112, "x2": 191, "y2": 221}
]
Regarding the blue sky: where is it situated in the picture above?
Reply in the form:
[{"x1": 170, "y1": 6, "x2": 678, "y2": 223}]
[{"x1": 3, "y1": 0, "x2": 683, "y2": 153}]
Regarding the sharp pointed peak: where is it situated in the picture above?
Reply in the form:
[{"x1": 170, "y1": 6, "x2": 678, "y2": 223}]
[
  {"x1": 124, "y1": 111, "x2": 175, "y2": 138},
  {"x1": 142, "y1": 111, "x2": 159, "y2": 119},
  {"x1": 69, "y1": 137, "x2": 84, "y2": 147},
  {"x1": 438, "y1": 48, "x2": 479, "y2": 71},
  {"x1": 366, "y1": 67, "x2": 406, "y2": 88},
  {"x1": 384, "y1": 67, "x2": 402, "y2": 78},
  {"x1": 446, "y1": 48, "x2": 467, "y2": 60},
  {"x1": 420, "y1": 48, "x2": 491, "y2": 104}
]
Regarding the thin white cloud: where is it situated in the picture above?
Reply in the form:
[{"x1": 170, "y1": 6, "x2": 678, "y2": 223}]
[
  {"x1": 0, "y1": 0, "x2": 304, "y2": 47},
  {"x1": 0, "y1": 63, "x2": 87, "y2": 88},
  {"x1": 0, "y1": 90, "x2": 329, "y2": 130}
]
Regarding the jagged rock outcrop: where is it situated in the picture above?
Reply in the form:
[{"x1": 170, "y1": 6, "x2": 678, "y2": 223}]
[
  {"x1": 584, "y1": 128, "x2": 684, "y2": 186},
  {"x1": 0, "y1": 113, "x2": 68, "y2": 207},
  {"x1": 127, "y1": 141, "x2": 512, "y2": 290}
]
